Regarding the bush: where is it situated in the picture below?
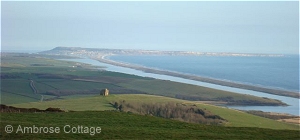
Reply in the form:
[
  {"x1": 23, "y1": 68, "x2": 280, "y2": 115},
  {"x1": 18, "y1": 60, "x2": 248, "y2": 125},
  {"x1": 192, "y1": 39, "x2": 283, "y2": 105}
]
[{"x1": 112, "y1": 101, "x2": 226, "y2": 125}]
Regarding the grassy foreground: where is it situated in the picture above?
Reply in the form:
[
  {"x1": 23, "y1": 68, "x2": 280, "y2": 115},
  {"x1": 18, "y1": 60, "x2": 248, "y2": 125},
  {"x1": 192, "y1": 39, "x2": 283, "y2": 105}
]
[
  {"x1": 1, "y1": 111, "x2": 299, "y2": 140},
  {"x1": 11, "y1": 94, "x2": 299, "y2": 130}
]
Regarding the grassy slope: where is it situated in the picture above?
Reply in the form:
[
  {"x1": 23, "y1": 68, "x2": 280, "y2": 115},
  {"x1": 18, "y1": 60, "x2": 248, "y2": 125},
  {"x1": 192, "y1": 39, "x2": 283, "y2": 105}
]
[
  {"x1": 11, "y1": 94, "x2": 299, "y2": 130},
  {"x1": 1, "y1": 111, "x2": 299, "y2": 140}
]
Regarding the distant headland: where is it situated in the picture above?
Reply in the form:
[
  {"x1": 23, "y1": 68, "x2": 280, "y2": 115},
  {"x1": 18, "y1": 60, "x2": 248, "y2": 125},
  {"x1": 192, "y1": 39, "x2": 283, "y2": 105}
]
[{"x1": 41, "y1": 47, "x2": 285, "y2": 57}]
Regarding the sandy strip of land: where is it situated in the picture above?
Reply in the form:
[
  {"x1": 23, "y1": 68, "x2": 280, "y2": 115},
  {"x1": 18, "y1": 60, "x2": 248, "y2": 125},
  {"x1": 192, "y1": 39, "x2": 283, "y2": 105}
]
[{"x1": 92, "y1": 55, "x2": 299, "y2": 99}]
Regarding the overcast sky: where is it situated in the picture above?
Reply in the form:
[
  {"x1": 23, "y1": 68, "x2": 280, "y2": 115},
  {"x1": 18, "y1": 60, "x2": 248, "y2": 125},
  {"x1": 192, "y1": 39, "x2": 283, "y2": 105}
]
[{"x1": 1, "y1": 1, "x2": 299, "y2": 54}]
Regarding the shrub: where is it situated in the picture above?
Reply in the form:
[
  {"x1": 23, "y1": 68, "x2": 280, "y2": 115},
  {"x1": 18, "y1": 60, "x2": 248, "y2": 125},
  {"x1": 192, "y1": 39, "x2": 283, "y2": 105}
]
[{"x1": 112, "y1": 101, "x2": 226, "y2": 125}]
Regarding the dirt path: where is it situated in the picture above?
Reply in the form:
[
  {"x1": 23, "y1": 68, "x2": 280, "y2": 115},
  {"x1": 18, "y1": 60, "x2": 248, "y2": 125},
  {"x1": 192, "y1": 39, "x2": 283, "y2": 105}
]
[{"x1": 30, "y1": 80, "x2": 38, "y2": 94}]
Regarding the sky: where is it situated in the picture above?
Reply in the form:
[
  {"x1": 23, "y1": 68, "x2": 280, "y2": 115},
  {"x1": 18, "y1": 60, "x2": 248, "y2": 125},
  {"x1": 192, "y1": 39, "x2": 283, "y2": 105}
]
[{"x1": 1, "y1": 1, "x2": 299, "y2": 54}]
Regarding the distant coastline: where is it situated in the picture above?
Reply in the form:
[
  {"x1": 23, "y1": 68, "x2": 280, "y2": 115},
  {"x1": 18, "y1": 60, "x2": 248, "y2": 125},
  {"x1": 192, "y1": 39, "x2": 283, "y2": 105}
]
[{"x1": 93, "y1": 54, "x2": 299, "y2": 99}]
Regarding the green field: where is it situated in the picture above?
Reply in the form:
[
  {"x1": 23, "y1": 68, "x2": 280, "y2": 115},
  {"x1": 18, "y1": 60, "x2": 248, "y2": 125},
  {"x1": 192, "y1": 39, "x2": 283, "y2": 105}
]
[{"x1": 119, "y1": 79, "x2": 285, "y2": 105}]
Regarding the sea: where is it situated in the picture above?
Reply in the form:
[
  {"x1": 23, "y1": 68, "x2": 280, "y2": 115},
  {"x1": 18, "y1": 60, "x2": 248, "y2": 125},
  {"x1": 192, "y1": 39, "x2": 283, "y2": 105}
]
[
  {"x1": 61, "y1": 55, "x2": 299, "y2": 115},
  {"x1": 109, "y1": 55, "x2": 299, "y2": 92}
]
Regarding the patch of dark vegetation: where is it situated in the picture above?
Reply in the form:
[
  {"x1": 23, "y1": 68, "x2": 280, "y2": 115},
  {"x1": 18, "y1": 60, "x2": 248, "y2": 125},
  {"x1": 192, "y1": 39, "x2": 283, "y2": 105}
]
[
  {"x1": 0, "y1": 104, "x2": 64, "y2": 112},
  {"x1": 175, "y1": 94, "x2": 287, "y2": 106},
  {"x1": 0, "y1": 74, "x2": 21, "y2": 79},
  {"x1": 175, "y1": 94, "x2": 210, "y2": 101},
  {"x1": 111, "y1": 101, "x2": 226, "y2": 125},
  {"x1": 35, "y1": 73, "x2": 78, "y2": 79},
  {"x1": 45, "y1": 89, "x2": 100, "y2": 96},
  {"x1": 45, "y1": 107, "x2": 64, "y2": 112},
  {"x1": 1, "y1": 90, "x2": 40, "y2": 100},
  {"x1": 245, "y1": 110, "x2": 299, "y2": 120}
]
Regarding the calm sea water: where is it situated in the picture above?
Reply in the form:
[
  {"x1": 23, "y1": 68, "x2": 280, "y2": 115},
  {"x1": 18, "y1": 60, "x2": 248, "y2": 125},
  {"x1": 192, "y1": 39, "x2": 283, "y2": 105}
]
[{"x1": 110, "y1": 55, "x2": 299, "y2": 92}]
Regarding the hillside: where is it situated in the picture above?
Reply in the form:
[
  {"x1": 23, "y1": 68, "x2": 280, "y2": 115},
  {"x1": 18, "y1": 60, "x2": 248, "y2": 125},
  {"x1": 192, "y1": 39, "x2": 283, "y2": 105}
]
[
  {"x1": 1, "y1": 111, "x2": 299, "y2": 139},
  {"x1": 11, "y1": 94, "x2": 299, "y2": 130}
]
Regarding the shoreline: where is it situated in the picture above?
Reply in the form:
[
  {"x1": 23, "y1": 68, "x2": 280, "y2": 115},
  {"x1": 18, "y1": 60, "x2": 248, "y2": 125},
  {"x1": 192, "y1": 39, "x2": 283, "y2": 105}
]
[{"x1": 92, "y1": 54, "x2": 299, "y2": 99}]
